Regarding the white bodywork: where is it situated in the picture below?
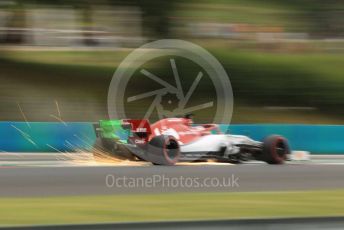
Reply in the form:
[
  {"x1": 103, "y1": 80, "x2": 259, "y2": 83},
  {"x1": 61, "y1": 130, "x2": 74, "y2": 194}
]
[{"x1": 180, "y1": 134, "x2": 260, "y2": 156}]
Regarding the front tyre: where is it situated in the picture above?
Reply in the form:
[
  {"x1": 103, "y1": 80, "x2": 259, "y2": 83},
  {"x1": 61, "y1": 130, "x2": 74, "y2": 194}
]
[
  {"x1": 262, "y1": 135, "x2": 290, "y2": 164},
  {"x1": 147, "y1": 135, "x2": 180, "y2": 166}
]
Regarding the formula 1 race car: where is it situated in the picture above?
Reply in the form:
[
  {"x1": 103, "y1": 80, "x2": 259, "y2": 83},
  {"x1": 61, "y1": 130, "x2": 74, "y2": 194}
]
[{"x1": 93, "y1": 116, "x2": 290, "y2": 165}]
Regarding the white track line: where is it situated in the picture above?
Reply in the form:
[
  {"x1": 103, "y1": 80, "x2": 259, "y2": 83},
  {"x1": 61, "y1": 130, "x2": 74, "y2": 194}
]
[{"x1": 1, "y1": 153, "x2": 344, "y2": 167}]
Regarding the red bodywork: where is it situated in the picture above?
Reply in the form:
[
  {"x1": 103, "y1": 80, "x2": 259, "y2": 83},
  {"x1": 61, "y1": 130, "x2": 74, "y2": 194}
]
[{"x1": 124, "y1": 118, "x2": 221, "y2": 145}]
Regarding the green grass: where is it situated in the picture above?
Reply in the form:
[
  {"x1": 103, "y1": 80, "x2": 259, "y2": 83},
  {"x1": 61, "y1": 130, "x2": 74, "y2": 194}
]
[
  {"x1": 211, "y1": 49, "x2": 344, "y2": 117},
  {"x1": 176, "y1": 0, "x2": 306, "y2": 30},
  {"x1": 0, "y1": 190, "x2": 344, "y2": 226},
  {"x1": 0, "y1": 50, "x2": 130, "y2": 68},
  {"x1": 1, "y1": 48, "x2": 344, "y2": 123}
]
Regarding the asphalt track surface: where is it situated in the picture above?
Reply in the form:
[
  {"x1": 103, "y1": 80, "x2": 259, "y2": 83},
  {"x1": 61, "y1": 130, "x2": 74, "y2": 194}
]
[{"x1": 0, "y1": 153, "x2": 344, "y2": 197}]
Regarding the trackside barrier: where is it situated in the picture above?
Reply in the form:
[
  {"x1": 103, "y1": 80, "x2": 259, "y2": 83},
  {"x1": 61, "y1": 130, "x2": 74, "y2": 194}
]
[
  {"x1": 0, "y1": 122, "x2": 343, "y2": 154},
  {"x1": 219, "y1": 124, "x2": 344, "y2": 154},
  {"x1": 0, "y1": 122, "x2": 95, "y2": 152}
]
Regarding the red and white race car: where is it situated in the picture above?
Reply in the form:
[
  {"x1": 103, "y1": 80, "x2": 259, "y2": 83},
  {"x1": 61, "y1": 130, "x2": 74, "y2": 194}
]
[{"x1": 94, "y1": 116, "x2": 290, "y2": 165}]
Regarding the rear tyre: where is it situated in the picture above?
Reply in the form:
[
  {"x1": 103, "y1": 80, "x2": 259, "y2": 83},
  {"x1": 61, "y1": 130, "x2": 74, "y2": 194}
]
[
  {"x1": 262, "y1": 135, "x2": 290, "y2": 164},
  {"x1": 147, "y1": 135, "x2": 180, "y2": 166},
  {"x1": 93, "y1": 138, "x2": 135, "y2": 160}
]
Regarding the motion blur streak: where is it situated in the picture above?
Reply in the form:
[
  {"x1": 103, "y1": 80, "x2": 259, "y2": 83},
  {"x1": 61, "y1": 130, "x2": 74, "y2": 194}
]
[{"x1": 0, "y1": 0, "x2": 343, "y2": 123}]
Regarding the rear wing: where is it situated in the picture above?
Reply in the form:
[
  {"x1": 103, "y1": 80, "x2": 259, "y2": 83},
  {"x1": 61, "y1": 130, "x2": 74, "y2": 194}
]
[
  {"x1": 94, "y1": 119, "x2": 152, "y2": 144},
  {"x1": 122, "y1": 119, "x2": 152, "y2": 144},
  {"x1": 94, "y1": 120, "x2": 130, "y2": 142}
]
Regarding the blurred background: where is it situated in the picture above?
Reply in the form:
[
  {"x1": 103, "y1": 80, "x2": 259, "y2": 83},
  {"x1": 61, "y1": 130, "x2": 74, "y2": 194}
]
[{"x1": 0, "y1": 0, "x2": 343, "y2": 124}]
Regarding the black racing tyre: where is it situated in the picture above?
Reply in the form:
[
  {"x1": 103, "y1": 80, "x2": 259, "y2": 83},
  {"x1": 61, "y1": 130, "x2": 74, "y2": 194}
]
[
  {"x1": 93, "y1": 138, "x2": 135, "y2": 160},
  {"x1": 147, "y1": 135, "x2": 180, "y2": 166},
  {"x1": 262, "y1": 135, "x2": 290, "y2": 164}
]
